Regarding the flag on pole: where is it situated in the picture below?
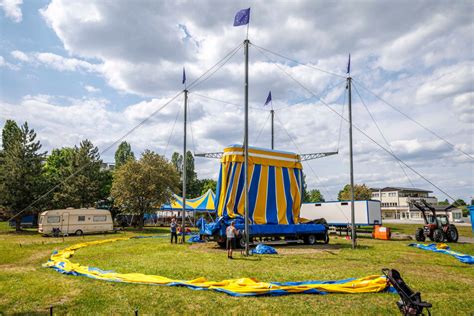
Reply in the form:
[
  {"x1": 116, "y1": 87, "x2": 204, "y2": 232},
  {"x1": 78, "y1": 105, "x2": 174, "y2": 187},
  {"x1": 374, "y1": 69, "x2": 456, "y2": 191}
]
[
  {"x1": 233, "y1": 8, "x2": 250, "y2": 26},
  {"x1": 264, "y1": 91, "x2": 272, "y2": 106},
  {"x1": 347, "y1": 54, "x2": 351, "y2": 74},
  {"x1": 182, "y1": 67, "x2": 186, "y2": 85}
]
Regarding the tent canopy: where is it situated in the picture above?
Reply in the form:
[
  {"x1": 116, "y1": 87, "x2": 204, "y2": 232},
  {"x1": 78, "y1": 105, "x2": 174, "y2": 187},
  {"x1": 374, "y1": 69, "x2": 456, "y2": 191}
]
[
  {"x1": 215, "y1": 145, "x2": 303, "y2": 225},
  {"x1": 161, "y1": 189, "x2": 216, "y2": 212}
]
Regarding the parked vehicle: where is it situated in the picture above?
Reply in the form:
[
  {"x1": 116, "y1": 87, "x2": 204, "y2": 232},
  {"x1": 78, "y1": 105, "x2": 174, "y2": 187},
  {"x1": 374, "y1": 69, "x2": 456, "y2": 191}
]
[
  {"x1": 38, "y1": 208, "x2": 114, "y2": 236},
  {"x1": 412, "y1": 201, "x2": 458, "y2": 242},
  {"x1": 300, "y1": 200, "x2": 382, "y2": 227},
  {"x1": 9, "y1": 215, "x2": 38, "y2": 228}
]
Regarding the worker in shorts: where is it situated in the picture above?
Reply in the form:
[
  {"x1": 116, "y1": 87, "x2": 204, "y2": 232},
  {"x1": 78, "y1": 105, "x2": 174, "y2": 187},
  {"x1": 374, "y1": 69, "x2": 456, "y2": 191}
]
[
  {"x1": 170, "y1": 218, "x2": 178, "y2": 244},
  {"x1": 226, "y1": 221, "x2": 238, "y2": 259}
]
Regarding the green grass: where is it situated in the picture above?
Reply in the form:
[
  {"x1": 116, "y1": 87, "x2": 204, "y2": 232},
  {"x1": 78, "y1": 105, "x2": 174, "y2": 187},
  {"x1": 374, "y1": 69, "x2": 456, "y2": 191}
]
[{"x1": 0, "y1": 222, "x2": 473, "y2": 315}]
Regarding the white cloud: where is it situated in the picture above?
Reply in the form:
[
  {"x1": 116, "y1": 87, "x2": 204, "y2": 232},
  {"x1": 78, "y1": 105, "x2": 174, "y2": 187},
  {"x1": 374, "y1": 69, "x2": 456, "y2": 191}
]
[
  {"x1": 11, "y1": 50, "x2": 29, "y2": 62},
  {"x1": 8, "y1": 50, "x2": 100, "y2": 73},
  {"x1": 0, "y1": 0, "x2": 22, "y2": 23},
  {"x1": 0, "y1": 55, "x2": 18, "y2": 70},
  {"x1": 84, "y1": 85, "x2": 100, "y2": 93}
]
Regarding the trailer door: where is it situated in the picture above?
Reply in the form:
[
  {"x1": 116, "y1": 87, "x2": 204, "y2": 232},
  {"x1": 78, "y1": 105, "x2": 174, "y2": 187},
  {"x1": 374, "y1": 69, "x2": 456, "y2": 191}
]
[{"x1": 61, "y1": 212, "x2": 70, "y2": 235}]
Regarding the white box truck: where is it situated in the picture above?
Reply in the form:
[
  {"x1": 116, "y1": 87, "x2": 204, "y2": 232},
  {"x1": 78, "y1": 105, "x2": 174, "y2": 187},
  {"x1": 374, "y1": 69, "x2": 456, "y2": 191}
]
[
  {"x1": 38, "y1": 208, "x2": 114, "y2": 236},
  {"x1": 300, "y1": 200, "x2": 382, "y2": 227}
]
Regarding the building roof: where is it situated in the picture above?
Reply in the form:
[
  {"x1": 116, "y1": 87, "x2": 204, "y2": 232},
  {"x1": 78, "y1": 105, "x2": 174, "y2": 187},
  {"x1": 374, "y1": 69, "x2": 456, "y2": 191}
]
[{"x1": 370, "y1": 187, "x2": 433, "y2": 193}]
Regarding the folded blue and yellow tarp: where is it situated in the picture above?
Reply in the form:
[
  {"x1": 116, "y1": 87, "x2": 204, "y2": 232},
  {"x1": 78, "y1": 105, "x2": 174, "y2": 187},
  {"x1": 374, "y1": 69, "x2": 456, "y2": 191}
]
[
  {"x1": 43, "y1": 237, "x2": 391, "y2": 297},
  {"x1": 408, "y1": 243, "x2": 474, "y2": 264}
]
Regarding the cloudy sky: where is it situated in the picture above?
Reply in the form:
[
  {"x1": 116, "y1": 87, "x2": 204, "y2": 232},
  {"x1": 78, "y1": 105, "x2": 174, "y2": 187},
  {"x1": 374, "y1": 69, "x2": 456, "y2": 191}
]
[{"x1": 0, "y1": 0, "x2": 473, "y2": 202}]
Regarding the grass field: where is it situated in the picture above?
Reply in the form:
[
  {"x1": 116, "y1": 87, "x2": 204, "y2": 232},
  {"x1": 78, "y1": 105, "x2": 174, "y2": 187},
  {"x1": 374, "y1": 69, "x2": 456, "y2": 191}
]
[{"x1": 0, "y1": 222, "x2": 473, "y2": 315}]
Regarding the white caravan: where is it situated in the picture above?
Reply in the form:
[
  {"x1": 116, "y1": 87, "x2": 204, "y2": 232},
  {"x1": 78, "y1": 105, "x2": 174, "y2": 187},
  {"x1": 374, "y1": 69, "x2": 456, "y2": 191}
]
[
  {"x1": 38, "y1": 208, "x2": 114, "y2": 236},
  {"x1": 300, "y1": 200, "x2": 382, "y2": 226}
]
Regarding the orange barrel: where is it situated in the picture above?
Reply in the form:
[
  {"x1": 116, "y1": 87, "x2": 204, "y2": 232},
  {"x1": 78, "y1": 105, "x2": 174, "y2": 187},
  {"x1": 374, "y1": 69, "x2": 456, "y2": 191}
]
[{"x1": 373, "y1": 225, "x2": 391, "y2": 240}]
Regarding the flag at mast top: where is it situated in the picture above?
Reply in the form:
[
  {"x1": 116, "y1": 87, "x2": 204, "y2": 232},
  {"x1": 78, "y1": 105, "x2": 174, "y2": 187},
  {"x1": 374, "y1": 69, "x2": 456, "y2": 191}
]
[
  {"x1": 347, "y1": 54, "x2": 351, "y2": 74},
  {"x1": 182, "y1": 67, "x2": 186, "y2": 85},
  {"x1": 234, "y1": 8, "x2": 250, "y2": 26},
  {"x1": 264, "y1": 91, "x2": 272, "y2": 106}
]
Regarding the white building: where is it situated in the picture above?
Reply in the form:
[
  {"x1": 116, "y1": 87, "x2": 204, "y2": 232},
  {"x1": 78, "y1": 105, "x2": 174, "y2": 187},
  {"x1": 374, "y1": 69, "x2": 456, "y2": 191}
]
[{"x1": 370, "y1": 187, "x2": 462, "y2": 221}]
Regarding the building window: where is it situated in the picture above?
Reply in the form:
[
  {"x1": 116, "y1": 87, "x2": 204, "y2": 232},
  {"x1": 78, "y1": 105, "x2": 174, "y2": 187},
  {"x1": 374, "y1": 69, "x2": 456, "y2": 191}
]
[
  {"x1": 372, "y1": 193, "x2": 379, "y2": 197},
  {"x1": 453, "y1": 213, "x2": 461, "y2": 219},
  {"x1": 381, "y1": 193, "x2": 386, "y2": 197},
  {"x1": 47, "y1": 216, "x2": 60, "y2": 223},
  {"x1": 388, "y1": 192, "x2": 396, "y2": 197},
  {"x1": 93, "y1": 215, "x2": 107, "y2": 222},
  {"x1": 78, "y1": 216, "x2": 85, "y2": 222}
]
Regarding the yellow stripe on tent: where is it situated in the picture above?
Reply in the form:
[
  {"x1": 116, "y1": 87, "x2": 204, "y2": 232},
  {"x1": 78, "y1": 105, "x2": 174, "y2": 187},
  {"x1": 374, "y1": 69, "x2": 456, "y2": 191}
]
[
  {"x1": 275, "y1": 167, "x2": 288, "y2": 225},
  {"x1": 226, "y1": 163, "x2": 242, "y2": 218},
  {"x1": 253, "y1": 166, "x2": 268, "y2": 224}
]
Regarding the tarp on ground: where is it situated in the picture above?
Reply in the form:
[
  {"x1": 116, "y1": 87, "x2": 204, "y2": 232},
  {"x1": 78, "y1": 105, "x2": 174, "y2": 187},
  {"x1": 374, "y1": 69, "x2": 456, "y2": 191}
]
[
  {"x1": 251, "y1": 243, "x2": 278, "y2": 255},
  {"x1": 408, "y1": 243, "x2": 474, "y2": 264},
  {"x1": 44, "y1": 237, "x2": 391, "y2": 297},
  {"x1": 161, "y1": 189, "x2": 216, "y2": 212},
  {"x1": 215, "y1": 145, "x2": 303, "y2": 225}
]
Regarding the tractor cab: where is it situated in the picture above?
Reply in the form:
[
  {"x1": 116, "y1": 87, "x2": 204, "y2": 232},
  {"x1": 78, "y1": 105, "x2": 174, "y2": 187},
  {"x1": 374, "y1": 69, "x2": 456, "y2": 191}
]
[{"x1": 411, "y1": 200, "x2": 459, "y2": 243}]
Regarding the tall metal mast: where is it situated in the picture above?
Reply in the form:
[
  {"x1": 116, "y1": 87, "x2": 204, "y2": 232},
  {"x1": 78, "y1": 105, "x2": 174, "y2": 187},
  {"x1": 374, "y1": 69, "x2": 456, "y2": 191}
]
[
  {"x1": 271, "y1": 109, "x2": 274, "y2": 149},
  {"x1": 243, "y1": 39, "x2": 250, "y2": 256},
  {"x1": 182, "y1": 89, "x2": 188, "y2": 243},
  {"x1": 347, "y1": 76, "x2": 356, "y2": 249}
]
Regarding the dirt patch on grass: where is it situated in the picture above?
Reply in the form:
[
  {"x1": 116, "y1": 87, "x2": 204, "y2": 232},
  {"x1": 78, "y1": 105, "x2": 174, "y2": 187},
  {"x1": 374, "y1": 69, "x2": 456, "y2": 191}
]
[{"x1": 0, "y1": 264, "x2": 36, "y2": 273}]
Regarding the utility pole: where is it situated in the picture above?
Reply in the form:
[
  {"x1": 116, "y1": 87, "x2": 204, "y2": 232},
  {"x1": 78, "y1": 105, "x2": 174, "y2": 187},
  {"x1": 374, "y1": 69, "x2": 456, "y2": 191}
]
[
  {"x1": 347, "y1": 76, "x2": 356, "y2": 249},
  {"x1": 271, "y1": 109, "x2": 274, "y2": 150},
  {"x1": 182, "y1": 89, "x2": 188, "y2": 243},
  {"x1": 244, "y1": 39, "x2": 250, "y2": 256}
]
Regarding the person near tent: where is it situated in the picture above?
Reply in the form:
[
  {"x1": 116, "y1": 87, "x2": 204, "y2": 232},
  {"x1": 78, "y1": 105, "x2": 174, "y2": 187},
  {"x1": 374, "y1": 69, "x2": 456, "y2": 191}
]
[
  {"x1": 170, "y1": 218, "x2": 178, "y2": 244},
  {"x1": 226, "y1": 221, "x2": 239, "y2": 259}
]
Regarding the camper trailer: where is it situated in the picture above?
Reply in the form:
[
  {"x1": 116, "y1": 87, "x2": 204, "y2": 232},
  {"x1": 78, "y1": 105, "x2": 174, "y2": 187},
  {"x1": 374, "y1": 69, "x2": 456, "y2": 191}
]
[
  {"x1": 38, "y1": 208, "x2": 114, "y2": 236},
  {"x1": 300, "y1": 200, "x2": 382, "y2": 227}
]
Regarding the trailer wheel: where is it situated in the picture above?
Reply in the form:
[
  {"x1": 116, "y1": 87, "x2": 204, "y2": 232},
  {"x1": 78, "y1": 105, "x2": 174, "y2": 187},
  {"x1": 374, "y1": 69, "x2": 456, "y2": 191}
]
[
  {"x1": 217, "y1": 240, "x2": 226, "y2": 248},
  {"x1": 305, "y1": 234, "x2": 317, "y2": 245},
  {"x1": 75, "y1": 230, "x2": 83, "y2": 236},
  {"x1": 238, "y1": 237, "x2": 247, "y2": 249}
]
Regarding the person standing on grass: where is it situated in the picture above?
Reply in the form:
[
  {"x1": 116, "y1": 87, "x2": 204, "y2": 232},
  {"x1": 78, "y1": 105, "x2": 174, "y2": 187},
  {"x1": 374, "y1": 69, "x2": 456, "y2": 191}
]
[
  {"x1": 226, "y1": 221, "x2": 238, "y2": 259},
  {"x1": 170, "y1": 218, "x2": 178, "y2": 244}
]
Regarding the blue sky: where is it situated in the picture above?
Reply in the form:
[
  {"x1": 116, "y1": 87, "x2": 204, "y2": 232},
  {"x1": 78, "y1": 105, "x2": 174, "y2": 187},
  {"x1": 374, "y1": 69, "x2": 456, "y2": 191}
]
[{"x1": 0, "y1": 0, "x2": 473, "y2": 202}]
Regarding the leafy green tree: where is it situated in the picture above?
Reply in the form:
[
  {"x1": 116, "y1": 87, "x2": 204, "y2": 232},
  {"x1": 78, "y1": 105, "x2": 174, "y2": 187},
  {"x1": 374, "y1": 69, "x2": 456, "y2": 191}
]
[
  {"x1": 438, "y1": 198, "x2": 450, "y2": 206},
  {"x1": 338, "y1": 184, "x2": 371, "y2": 201},
  {"x1": 0, "y1": 121, "x2": 45, "y2": 231},
  {"x1": 114, "y1": 141, "x2": 135, "y2": 169},
  {"x1": 111, "y1": 150, "x2": 179, "y2": 229},
  {"x1": 453, "y1": 199, "x2": 466, "y2": 207},
  {"x1": 43, "y1": 140, "x2": 105, "y2": 209},
  {"x1": 307, "y1": 189, "x2": 325, "y2": 202},
  {"x1": 171, "y1": 151, "x2": 198, "y2": 197},
  {"x1": 200, "y1": 179, "x2": 217, "y2": 195},
  {"x1": 302, "y1": 173, "x2": 310, "y2": 202}
]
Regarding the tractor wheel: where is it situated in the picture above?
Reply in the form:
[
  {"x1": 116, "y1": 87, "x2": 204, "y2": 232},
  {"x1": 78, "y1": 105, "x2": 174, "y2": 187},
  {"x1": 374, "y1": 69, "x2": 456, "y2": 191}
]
[
  {"x1": 446, "y1": 226, "x2": 459, "y2": 242},
  {"x1": 432, "y1": 229, "x2": 444, "y2": 242},
  {"x1": 415, "y1": 228, "x2": 425, "y2": 242}
]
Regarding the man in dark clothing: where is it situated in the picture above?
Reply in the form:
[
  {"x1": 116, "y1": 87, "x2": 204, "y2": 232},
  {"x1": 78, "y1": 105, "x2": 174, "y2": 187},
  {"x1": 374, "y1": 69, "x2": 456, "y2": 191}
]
[{"x1": 170, "y1": 218, "x2": 178, "y2": 244}]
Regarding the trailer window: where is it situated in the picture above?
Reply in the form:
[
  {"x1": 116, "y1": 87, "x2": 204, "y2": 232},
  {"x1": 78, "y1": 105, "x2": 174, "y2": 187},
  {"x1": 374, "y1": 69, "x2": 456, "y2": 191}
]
[
  {"x1": 78, "y1": 216, "x2": 85, "y2": 222},
  {"x1": 39, "y1": 216, "x2": 43, "y2": 224},
  {"x1": 47, "y1": 216, "x2": 60, "y2": 223},
  {"x1": 315, "y1": 203, "x2": 321, "y2": 207},
  {"x1": 93, "y1": 215, "x2": 107, "y2": 222},
  {"x1": 341, "y1": 202, "x2": 348, "y2": 206}
]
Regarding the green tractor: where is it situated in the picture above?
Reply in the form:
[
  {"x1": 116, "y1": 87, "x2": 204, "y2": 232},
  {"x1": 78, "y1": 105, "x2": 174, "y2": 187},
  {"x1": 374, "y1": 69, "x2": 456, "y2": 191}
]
[{"x1": 411, "y1": 200, "x2": 459, "y2": 243}]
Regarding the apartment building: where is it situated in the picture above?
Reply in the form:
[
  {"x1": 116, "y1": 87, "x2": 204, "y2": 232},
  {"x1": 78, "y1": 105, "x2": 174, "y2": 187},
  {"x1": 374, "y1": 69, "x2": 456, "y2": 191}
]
[{"x1": 370, "y1": 187, "x2": 462, "y2": 221}]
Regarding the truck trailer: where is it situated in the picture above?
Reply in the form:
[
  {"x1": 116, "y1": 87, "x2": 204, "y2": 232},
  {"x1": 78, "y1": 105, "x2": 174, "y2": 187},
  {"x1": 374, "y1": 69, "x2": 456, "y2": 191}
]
[
  {"x1": 300, "y1": 200, "x2": 382, "y2": 227},
  {"x1": 200, "y1": 145, "x2": 328, "y2": 247}
]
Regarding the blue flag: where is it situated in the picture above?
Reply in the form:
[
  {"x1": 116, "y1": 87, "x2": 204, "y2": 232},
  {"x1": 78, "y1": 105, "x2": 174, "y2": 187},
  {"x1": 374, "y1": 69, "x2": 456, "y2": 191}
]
[
  {"x1": 264, "y1": 91, "x2": 272, "y2": 106},
  {"x1": 233, "y1": 8, "x2": 250, "y2": 26},
  {"x1": 182, "y1": 67, "x2": 186, "y2": 85},
  {"x1": 347, "y1": 54, "x2": 351, "y2": 74}
]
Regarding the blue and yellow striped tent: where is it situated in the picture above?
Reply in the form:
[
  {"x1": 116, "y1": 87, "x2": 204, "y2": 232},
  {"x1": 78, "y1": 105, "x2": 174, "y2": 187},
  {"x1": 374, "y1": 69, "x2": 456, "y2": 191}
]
[
  {"x1": 161, "y1": 189, "x2": 216, "y2": 212},
  {"x1": 215, "y1": 145, "x2": 303, "y2": 225}
]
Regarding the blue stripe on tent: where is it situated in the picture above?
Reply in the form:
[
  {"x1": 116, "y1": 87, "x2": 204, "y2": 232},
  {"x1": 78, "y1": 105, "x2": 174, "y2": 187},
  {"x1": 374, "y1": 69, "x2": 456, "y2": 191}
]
[
  {"x1": 233, "y1": 163, "x2": 244, "y2": 215},
  {"x1": 266, "y1": 166, "x2": 278, "y2": 224},
  {"x1": 214, "y1": 165, "x2": 223, "y2": 211},
  {"x1": 223, "y1": 162, "x2": 238, "y2": 216},
  {"x1": 282, "y1": 168, "x2": 294, "y2": 224},
  {"x1": 248, "y1": 164, "x2": 261, "y2": 223}
]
